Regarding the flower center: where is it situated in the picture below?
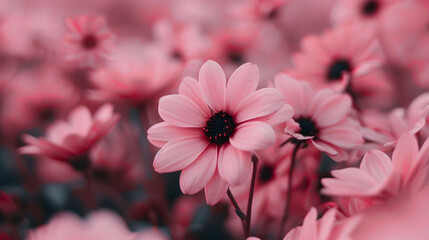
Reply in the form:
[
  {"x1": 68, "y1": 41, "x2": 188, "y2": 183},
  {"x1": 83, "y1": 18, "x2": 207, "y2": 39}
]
[
  {"x1": 362, "y1": 0, "x2": 380, "y2": 16},
  {"x1": 228, "y1": 51, "x2": 245, "y2": 64},
  {"x1": 326, "y1": 59, "x2": 352, "y2": 81},
  {"x1": 297, "y1": 117, "x2": 318, "y2": 137},
  {"x1": 258, "y1": 164, "x2": 275, "y2": 184},
  {"x1": 203, "y1": 111, "x2": 236, "y2": 145},
  {"x1": 82, "y1": 34, "x2": 98, "y2": 49}
]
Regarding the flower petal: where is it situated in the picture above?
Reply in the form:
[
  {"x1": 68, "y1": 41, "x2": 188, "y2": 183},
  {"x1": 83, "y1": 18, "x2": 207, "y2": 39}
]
[
  {"x1": 199, "y1": 60, "x2": 226, "y2": 111},
  {"x1": 180, "y1": 145, "x2": 217, "y2": 194},
  {"x1": 179, "y1": 77, "x2": 211, "y2": 116},
  {"x1": 234, "y1": 88, "x2": 284, "y2": 123},
  {"x1": 230, "y1": 121, "x2": 276, "y2": 151},
  {"x1": 319, "y1": 127, "x2": 363, "y2": 149},
  {"x1": 153, "y1": 137, "x2": 209, "y2": 173},
  {"x1": 225, "y1": 63, "x2": 259, "y2": 113},
  {"x1": 147, "y1": 122, "x2": 202, "y2": 148},
  {"x1": 218, "y1": 144, "x2": 251, "y2": 186},
  {"x1": 311, "y1": 92, "x2": 352, "y2": 127},
  {"x1": 158, "y1": 95, "x2": 207, "y2": 128},
  {"x1": 205, "y1": 171, "x2": 228, "y2": 205}
]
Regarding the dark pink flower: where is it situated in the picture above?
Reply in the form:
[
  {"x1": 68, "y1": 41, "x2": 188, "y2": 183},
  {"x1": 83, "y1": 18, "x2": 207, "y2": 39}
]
[
  {"x1": 147, "y1": 61, "x2": 291, "y2": 204},
  {"x1": 62, "y1": 14, "x2": 115, "y2": 69}
]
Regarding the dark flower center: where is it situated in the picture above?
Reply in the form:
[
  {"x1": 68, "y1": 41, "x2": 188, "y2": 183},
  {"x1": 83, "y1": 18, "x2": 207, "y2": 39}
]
[
  {"x1": 228, "y1": 51, "x2": 245, "y2": 64},
  {"x1": 171, "y1": 50, "x2": 184, "y2": 60},
  {"x1": 362, "y1": 0, "x2": 380, "y2": 16},
  {"x1": 82, "y1": 34, "x2": 98, "y2": 49},
  {"x1": 203, "y1": 111, "x2": 236, "y2": 145},
  {"x1": 38, "y1": 107, "x2": 55, "y2": 123},
  {"x1": 258, "y1": 164, "x2": 275, "y2": 184},
  {"x1": 297, "y1": 117, "x2": 318, "y2": 137},
  {"x1": 265, "y1": 8, "x2": 279, "y2": 20},
  {"x1": 326, "y1": 59, "x2": 352, "y2": 81}
]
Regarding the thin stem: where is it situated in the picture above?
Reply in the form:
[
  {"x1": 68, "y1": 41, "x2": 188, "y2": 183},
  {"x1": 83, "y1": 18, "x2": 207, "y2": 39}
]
[
  {"x1": 227, "y1": 188, "x2": 246, "y2": 236},
  {"x1": 84, "y1": 170, "x2": 97, "y2": 210},
  {"x1": 245, "y1": 155, "x2": 259, "y2": 238},
  {"x1": 277, "y1": 142, "x2": 301, "y2": 240}
]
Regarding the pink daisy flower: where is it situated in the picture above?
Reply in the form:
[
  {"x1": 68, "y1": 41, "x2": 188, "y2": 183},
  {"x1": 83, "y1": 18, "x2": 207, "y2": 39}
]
[
  {"x1": 286, "y1": 24, "x2": 392, "y2": 109},
  {"x1": 275, "y1": 74, "x2": 363, "y2": 161},
  {"x1": 322, "y1": 133, "x2": 429, "y2": 199},
  {"x1": 331, "y1": 0, "x2": 400, "y2": 27},
  {"x1": 19, "y1": 104, "x2": 120, "y2": 171},
  {"x1": 88, "y1": 41, "x2": 182, "y2": 105},
  {"x1": 147, "y1": 61, "x2": 290, "y2": 204},
  {"x1": 26, "y1": 210, "x2": 167, "y2": 240},
  {"x1": 62, "y1": 14, "x2": 115, "y2": 69},
  {"x1": 284, "y1": 207, "x2": 357, "y2": 240}
]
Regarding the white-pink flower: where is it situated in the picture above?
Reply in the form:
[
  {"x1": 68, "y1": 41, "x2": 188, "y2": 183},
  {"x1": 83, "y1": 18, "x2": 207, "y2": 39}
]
[{"x1": 147, "y1": 60, "x2": 292, "y2": 204}]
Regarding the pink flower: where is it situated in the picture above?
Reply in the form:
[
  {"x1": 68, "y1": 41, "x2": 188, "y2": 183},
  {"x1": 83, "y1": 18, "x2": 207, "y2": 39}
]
[
  {"x1": 286, "y1": 24, "x2": 392, "y2": 109},
  {"x1": 322, "y1": 133, "x2": 429, "y2": 200},
  {"x1": 350, "y1": 185, "x2": 429, "y2": 240},
  {"x1": 88, "y1": 41, "x2": 182, "y2": 105},
  {"x1": 275, "y1": 74, "x2": 363, "y2": 161},
  {"x1": 331, "y1": 0, "x2": 400, "y2": 27},
  {"x1": 62, "y1": 14, "x2": 115, "y2": 69},
  {"x1": 20, "y1": 104, "x2": 120, "y2": 171},
  {"x1": 26, "y1": 210, "x2": 166, "y2": 240},
  {"x1": 284, "y1": 207, "x2": 356, "y2": 240},
  {"x1": 147, "y1": 60, "x2": 291, "y2": 204}
]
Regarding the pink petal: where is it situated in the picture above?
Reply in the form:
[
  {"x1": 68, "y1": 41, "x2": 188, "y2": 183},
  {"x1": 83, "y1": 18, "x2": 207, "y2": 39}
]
[
  {"x1": 319, "y1": 127, "x2": 363, "y2": 149},
  {"x1": 180, "y1": 145, "x2": 217, "y2": 194},
  {"x1": 204, "y1": 171, "x2": 228, "y2": 205},
  {"x1": 234, "y1": 88, "x2": 284, "y2": 123},
  {"x1": 301, "y1": 208, "x2": 318, "y2": 240},
  {"x1": 179, "y1": 77, "x2": 211, "y2": 116},
  {"x1": 147, "y1": 122, "x2": 202, "y2": 148},
  {"x1": 262, "y1": 104, "x2": 295, "y2": 126},
  {"x1": 94, "y1": 104, "x2": 114, "y2": 122},
  {"x1": 158, "y1": 95, "x2": 207, "y2": 128},
  {"x1": 311, "y1": 92, "x2": 352, "y2": 127},
  {"x1": 218, "y1": 144, "x2": 252, "y2": 186},
  {"x1": 69, "y1": 106, "x2": 93, "y2": 136},
  {"x1": 230, "y1": 121, "x2": 276, "y2": 151},
  {"x1": 153, "y1": 137, "x2": 209, "y2": 173},
  {"x1": 360, "y1": 150, "x2": 392, "y2": 182},
  {"x1": 318, "y1": 209, "x2": 337, "y2": 240},
  {"x1": 225, "y1": 63, "x2": 259, "y2": 113},
  {"x1": 198, "y1": 60, "x2": 226, "y2": 112},
  {"x1": 274, "y1": 74, "x2": 313, "y2": 116},
  {"x1": 311, "y1": 140, "x2": 338, "y2": 155},
  {"x1": 391, "y1": 132, "x2": 418, "y2": 180}
]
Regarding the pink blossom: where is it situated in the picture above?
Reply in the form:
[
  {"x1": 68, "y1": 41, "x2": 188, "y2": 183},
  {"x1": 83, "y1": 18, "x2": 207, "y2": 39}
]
[
  {"x1": 147, "y1": 60, "x2": 291, "y2": 204},
  {"x1": 286, "y1": 23, "x2": 393, "y2": 109},
  {"x1": 62, "y1": 14, "x2": 115, "y2": 69},
  {"x1": 20, "y1": 104, "x2": 120, "y2": 171},
  {"x1": 88, "y1": 40, "x2": 182, "y2": 105},
  {"x1": 26, "y1": 210, "x2": 167, "y2": 240},
  {"x1": 284, "y1": 207, "x2": 356, "y2": 240},
  {"x1": 322, "y1": 133, "x2": 429, "y2": 200},
  {"x1": 275, "y1": 74, "x2": 363, "y2": 161}
]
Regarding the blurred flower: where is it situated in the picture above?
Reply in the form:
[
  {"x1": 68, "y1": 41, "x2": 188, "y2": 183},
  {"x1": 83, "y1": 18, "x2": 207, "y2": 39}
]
[
  {"x1": 26, "y1": 210, "x2": 167, "y2": 240},
  {"x1": 331, "y1": 0, "x2": 400, "y2": 27},
  {"x1": 284, "y1": 207, "x2": 357, "y2": 240},
  {"x1": 148, "y1": 61, "x2": 291, "y2": 204},
  {"x1": 275, "y1": 74, "x2": 363, "y2": 161},
  {"x1": 286, "y1": 23, "x2": 393, "y2": 109},
  {"x1": 0, "y1": 191, "x2": 20, "y2": 224},
  {"x1": 62, "y1": 14, "x2": 115, "y2": 69},
  {"x1": 88, "y1": 40, "x2": 182, "y2": 105},
  {"x1": 20, "y1": 104, "x2": 120, "y2": 171},
  {"x1": 322, "y1": 133, "x2": 429, "y2": 201}
]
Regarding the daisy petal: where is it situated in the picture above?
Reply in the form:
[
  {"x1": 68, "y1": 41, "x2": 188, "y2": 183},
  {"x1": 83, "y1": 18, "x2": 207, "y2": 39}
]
[
  {"x1": 153, "y1": 137, "x2": 209, "y2": 173},
  {"x1": 180, "y1": 145, "x2": 217, "y2": 194},
  {"x1": 199, "y1": 60, "x2": 226, "y2": 111},
  {"x1": 159, "y1": 95, "x2": 207, "y2": 128},
  {"x1": 218, "y1": 144, "x2": 251, "y2": 186},
  {"x1": 226, "y1": 63, "x2": 259, "y2": 113},
  {"x1": 205, "y1": 171, "x2": 228, "y2": 205},
  {"x1": 230, "y1": 121, "x2": 276, "y2": 151}
]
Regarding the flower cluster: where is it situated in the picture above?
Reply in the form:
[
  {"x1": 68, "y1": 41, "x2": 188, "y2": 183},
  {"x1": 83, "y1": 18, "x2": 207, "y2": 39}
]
[{"x1": 0, "y1": 0, "x2": 429, "y2": 240}]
